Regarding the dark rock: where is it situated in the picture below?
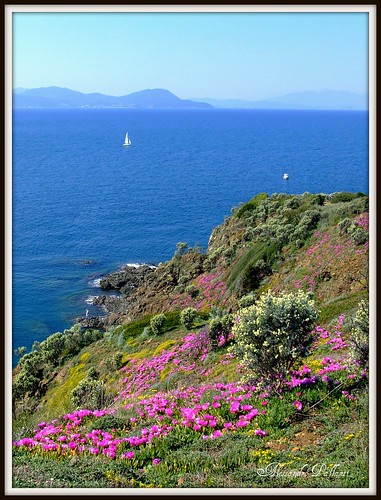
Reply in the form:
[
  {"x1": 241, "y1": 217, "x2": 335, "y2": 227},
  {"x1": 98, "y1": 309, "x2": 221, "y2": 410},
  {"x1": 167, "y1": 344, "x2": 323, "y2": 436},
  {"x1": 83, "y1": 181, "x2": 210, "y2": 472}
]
[
  {"x1": 99, "y1": 264, "x2": 155, "y2": 292},
  {"x1": 92, "y1": 295, "x2": 121, "y2": 314},
  {"x1": 76, "y1": 316, "x2": 105, "y2": 329}
]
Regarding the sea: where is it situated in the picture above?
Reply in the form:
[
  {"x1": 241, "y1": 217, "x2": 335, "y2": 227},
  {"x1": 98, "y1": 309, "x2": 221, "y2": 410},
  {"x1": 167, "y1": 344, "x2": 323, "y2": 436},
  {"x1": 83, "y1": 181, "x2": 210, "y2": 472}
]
[{"x1": 11, "y1": 108, "x2": 369, "y2": 365}]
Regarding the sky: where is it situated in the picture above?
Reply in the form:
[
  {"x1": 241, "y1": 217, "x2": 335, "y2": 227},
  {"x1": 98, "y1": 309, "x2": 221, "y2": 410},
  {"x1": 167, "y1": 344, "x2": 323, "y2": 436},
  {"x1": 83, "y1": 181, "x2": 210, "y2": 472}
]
[{"x1": 12, "y1": 9, "x2": 369, "y2": 100}]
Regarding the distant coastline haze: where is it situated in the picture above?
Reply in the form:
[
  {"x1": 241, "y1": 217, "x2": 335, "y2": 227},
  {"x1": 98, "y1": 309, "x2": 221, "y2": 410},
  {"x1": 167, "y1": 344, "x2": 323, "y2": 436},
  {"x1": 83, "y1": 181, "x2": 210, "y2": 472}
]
[{"x1": 13, "y1": 86, "x2": 367, "y2": 111}]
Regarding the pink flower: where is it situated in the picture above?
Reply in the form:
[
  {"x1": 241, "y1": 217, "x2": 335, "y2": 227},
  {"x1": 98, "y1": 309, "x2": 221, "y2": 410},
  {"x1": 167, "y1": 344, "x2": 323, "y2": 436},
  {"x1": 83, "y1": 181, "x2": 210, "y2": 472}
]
[
  {"x1": 122, "y1": 451, "x2": 135, "y2": 459},
  {"x1": 292, "y1": 400, "x2": 303, "y2": 411},
  {"x1": 241, "y1": 404, "x2": 253, "y2": 411},
  {"x1": 152, "y1": 458, "x2": 161, "y2": 465},
  {"x1": 230, "y1": 402, "x2": 240, "y2": 413},
  {"x1": 254, "y1": 429, "x2": 267, "y2": 437}
]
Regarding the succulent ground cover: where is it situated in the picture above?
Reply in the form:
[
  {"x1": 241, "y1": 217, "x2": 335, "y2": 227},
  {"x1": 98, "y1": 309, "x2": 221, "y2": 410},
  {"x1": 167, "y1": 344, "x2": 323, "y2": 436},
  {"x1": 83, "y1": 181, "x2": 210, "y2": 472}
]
[
  {"x1": 12, "y1": 193, "x2": 370, "y2": 489},
  {"x1": 13, "y1": 312, "x2": 368, "y2": 488}
]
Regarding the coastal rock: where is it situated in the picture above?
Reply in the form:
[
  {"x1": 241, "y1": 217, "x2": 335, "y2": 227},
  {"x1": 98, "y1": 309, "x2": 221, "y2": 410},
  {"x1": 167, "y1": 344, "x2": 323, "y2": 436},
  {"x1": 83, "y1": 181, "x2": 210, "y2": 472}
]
[
  {"x1": 76, "y1": 316, "x2": 105, "y2": 329},
  {"x1": 99, "y1": 264, "x2": 155, "y2": 293},
  {"x1": 92, "y1": 295, "x2": 122, "y2": 314}
]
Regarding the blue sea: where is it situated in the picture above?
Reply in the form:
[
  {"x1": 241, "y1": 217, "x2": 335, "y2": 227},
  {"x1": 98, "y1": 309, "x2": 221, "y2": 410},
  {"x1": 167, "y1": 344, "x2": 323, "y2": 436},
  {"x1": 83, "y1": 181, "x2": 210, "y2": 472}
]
[{"x1": 12, "y1": 109, "x2": 369, "y2": 363}]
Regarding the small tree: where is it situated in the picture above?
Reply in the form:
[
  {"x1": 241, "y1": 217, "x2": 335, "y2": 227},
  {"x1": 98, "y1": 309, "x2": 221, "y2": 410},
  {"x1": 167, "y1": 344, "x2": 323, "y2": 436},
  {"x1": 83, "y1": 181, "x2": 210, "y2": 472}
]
[
  {"x1": 180, "y1": 307, "x2": 197, "y2": 330},
  {"x1": 150, "y1": 313, "x2": 166, "y2": 335},
  {"x1": 232, "y1": 290, "x2": 318, "y2": 386}
]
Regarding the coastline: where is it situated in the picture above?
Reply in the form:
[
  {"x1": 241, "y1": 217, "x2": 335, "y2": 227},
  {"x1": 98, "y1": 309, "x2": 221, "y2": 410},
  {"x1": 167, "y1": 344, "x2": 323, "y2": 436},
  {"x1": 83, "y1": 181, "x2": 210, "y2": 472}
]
[{"x1": 76, "y1": 263, "x2": 157, "y2": 329}]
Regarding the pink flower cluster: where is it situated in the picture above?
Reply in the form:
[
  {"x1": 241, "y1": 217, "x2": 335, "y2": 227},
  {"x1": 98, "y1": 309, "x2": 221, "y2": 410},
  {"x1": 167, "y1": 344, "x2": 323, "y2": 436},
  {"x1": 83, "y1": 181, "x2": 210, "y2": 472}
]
[
  {"x1": 355, "y1": 212, "x2": 369, "y2": 231},
  {"x1": 293, "y1": 214, "x2": 368, "y2": 295},
  {"x1": 169, "y1": 271, "x2": 229, "y2": 311},
  {"x1": 117, "y1": 330, "x2": 212, "y2": 401},
  {"x1": 14, "y1": 382, "x2": 268, "y2": 459}
]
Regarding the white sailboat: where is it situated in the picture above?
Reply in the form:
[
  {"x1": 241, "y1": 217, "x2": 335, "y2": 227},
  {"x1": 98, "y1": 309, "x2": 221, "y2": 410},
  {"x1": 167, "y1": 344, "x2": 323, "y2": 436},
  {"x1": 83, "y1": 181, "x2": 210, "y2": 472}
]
[{"x1": 123, "y1": 132, "x2": 131, "y2": 146}]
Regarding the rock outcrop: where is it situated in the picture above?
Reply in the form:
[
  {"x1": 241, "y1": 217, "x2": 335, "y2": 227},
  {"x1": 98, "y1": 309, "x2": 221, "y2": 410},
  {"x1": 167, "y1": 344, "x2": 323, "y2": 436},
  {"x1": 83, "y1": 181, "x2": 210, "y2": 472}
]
[{"x1": 99, "y1": 264, "x2": 155, "y2": 293}]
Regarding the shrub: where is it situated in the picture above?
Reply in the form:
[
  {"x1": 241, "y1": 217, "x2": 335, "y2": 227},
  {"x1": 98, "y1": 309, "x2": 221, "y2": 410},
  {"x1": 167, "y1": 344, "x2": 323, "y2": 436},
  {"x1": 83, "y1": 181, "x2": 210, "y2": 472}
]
[
  {"x1": 71, "y1": 377, "x2": 107, "y2": 410},
  {"x1": 348, "y1": 300, "x2": 369, "y2": 371},
  {"x1": 105, "y1": 352, "x2": 124, "y2": 371},
  {"x1": 174, "y1": 241, "x2": 190, "y2": 257},
  {"x1": 209, "y1": 314, "x2": 234, "y2": 349},
  {"x1": 150, "y1": 313, "x2": 166, "y2": 335},
  {"x1": 139, "y1": 326, "x2": 151, "y2": 341},
  {"x1": 238, "y1": 293, "x2": 256, "y2": 309},
  {"x1": 349, "y1": 226, "x2": 368, "y2": 246},
  {"x1": 232, "y1": 290, "x2": 318, "y2": 386},
  {"x1": 331, "y1": 192, "x2": 360, "y2": 203},
  {"x1": 12, "y1": 371, "x2": 40, "y2": 401},
  {"x1": 180, "y1": 307, "x2": 198, "y2": 330},
  {"x1": 87, "y1": 367, "x2": 99, "y2": 380}
]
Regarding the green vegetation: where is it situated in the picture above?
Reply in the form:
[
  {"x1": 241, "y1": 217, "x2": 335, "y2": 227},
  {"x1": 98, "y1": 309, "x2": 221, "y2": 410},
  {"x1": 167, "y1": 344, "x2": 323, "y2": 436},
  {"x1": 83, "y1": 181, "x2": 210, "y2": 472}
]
[
  {"x1": 232, "y1": 290, "x2": 318, "y2": 386},
  {"x1": 150, "y1": 313, "x2": 167, "y2": 335},
  {"x1": 11, "y1": 192, "x2": 370, "y2": 491},
  {"x1": 180, "y1": 307, "x2": 198, "y2": 330}
]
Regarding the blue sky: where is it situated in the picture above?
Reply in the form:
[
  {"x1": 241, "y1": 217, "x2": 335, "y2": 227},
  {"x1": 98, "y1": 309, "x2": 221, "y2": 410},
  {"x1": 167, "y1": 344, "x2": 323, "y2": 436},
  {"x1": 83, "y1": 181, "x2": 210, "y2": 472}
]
[{"x1": 12, "y1": 11, "x2": 369, "y2": 100}]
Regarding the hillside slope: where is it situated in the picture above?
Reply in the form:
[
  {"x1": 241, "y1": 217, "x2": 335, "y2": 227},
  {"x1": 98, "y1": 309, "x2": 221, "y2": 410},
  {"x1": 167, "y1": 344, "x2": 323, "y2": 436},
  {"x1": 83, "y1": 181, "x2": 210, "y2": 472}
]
[{"x1": 12, "y1": 191, "x2": 370, "y2": 490}]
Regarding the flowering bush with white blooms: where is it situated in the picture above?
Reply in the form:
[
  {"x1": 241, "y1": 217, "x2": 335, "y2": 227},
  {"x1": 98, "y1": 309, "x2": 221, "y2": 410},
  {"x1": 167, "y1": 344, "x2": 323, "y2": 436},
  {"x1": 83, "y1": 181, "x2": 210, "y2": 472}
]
[{"x1": 232, "y1": 290, "x2": 318, "y2": 386}]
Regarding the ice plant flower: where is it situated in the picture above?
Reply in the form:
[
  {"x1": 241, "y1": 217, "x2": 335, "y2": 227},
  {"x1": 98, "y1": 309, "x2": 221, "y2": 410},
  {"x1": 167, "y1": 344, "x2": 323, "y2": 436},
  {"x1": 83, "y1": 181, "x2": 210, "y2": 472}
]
[
  {"x1": 292, "y1": 400, "x2": 303, "y2": 411},
  {"x1": 254, "y1": 429, "x2": 267, "y2": 437}
]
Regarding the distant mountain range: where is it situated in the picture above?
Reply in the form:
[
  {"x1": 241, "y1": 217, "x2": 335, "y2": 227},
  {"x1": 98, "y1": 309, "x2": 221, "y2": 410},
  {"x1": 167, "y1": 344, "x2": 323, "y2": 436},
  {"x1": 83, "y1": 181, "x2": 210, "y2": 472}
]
[
  {"x1": 13, "y1": 87, "x2": 212, "y2": 110},
  {"x1": 189, "y1": 90, "x2": 368, "y2": 110},
  {"x1": 13, "y1": 86, "x2": 368, "y2": 110}
]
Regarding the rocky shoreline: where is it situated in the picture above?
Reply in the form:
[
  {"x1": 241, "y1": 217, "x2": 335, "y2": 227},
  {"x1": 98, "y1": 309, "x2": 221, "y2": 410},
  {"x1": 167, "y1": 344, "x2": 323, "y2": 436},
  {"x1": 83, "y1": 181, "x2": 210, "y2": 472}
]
[{"x1": 76, "y1": 264, "x2": 156, "y2": 328}]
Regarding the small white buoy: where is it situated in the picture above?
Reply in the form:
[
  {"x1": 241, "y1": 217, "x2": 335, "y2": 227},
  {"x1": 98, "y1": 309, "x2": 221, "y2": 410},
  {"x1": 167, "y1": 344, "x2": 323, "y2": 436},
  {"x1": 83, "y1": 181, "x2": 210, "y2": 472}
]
[{"x1": 283, "y1": 173, "x2": 289, "y2": 180}]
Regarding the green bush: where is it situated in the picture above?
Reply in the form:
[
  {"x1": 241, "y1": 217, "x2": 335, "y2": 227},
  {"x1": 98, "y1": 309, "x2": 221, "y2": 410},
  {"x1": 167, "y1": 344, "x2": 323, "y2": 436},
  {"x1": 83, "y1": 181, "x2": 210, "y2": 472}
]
[
  {"x1": 348, "y1": 300, "x2": 369, "y2": 371},
  {"x1": 331, "y1": 192, "x2": 363, "y2": 203},
  {"x1": 180, "y1": 307, "x2": 198, "y2": 330},
  {"x1": 71, "y1": 377, "x2": 107, "y2": 410},
  {"x1": 232, "y1": 290, "x2": 318, "y2": 386},
  {"x1": 209, "y1": 314, "x2": 234, "y2": 349},
  {"x1": 238, "y1": 292, "x2": 256, "y2": 309},
  {"x1": 105, "y1": 352, "x2": 124, "y2": 371},
  {"x1": 150, "y1": 313, "x2": 166, "y2": 335},
  {"x1": 86, "y1": 367, "x2": 99, "y2": 380},
  {"x1": 349, "y1": 226, "x2": 368, "y2": 246}
]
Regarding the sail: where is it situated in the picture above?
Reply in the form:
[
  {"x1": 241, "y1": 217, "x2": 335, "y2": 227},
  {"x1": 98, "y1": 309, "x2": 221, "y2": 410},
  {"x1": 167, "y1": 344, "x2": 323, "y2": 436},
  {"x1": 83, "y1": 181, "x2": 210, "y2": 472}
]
[{"x1": 124, "y1": 132, "x2": 131, "y2": 146}]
